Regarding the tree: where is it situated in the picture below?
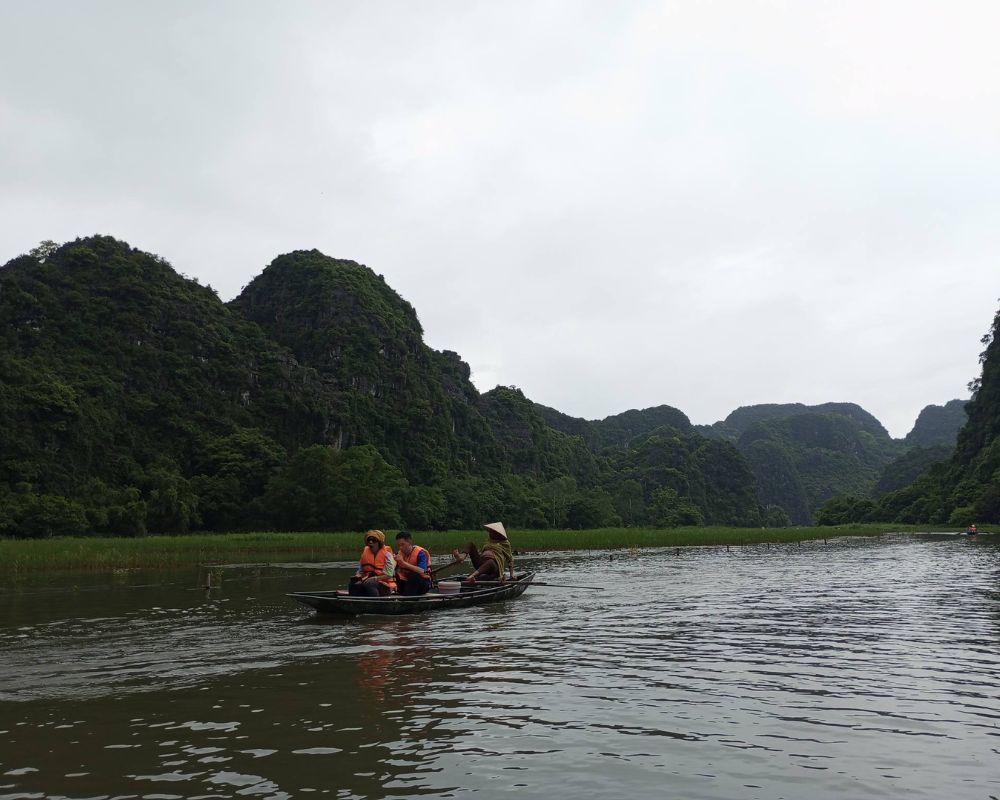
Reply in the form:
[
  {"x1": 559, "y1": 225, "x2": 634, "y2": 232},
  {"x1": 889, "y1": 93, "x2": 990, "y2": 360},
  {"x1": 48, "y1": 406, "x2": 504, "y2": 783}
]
[
  {"x1": 0, "y1": 490, "x2": 88, "y2": 538},
  {"x1": 402, "y1": 485, "x2": 448, "y2": 530},
  {"x1": 540, "y1": 476, "x2": 577, "y2": 528},
  {"x1": 813, "y1": 495, "x2": 875, "y2": 525},
  {"x1": 566, "y1": 488, "x2": 619, "y2": 529},
  {"x1": 144, "y1": 466, "x2": 200, "y2": 534},
  {"x1": 29, "y1": 240, "x2": 58, "y2": 261},
  {"x1": 192, "y1": 430, "x2": 287, "y2": 530},
  {"x1": 330, "y1": 445, "x2": 408, "y2": 530},
  {"x1": 761, "y1": 504, "x2": 791, "y2": 528},
  {"x1": 613, "y1": 480, "x2": 645, "y2": 526},
  {"x1": 263, "y1": 447, "x2": 334, "y2": 530},
  {"x1": 80, "y1": 479, "x2": 147, "y2": 536},
  {"x1": 264, "y1": 444, "x2": 407, "y2": 531},
  {"x1": 439, "y1": 476, "x2": 504, "y2": 529},
  {"x1": 648, "y1": 487, "x2": 703, "y2": 528}
]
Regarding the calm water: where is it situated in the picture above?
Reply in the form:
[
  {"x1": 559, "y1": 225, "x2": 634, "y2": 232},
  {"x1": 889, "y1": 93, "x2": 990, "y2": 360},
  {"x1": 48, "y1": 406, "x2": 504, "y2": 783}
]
[{"x1": 1, "y1": 534, "x2": 998, "y2": 800}]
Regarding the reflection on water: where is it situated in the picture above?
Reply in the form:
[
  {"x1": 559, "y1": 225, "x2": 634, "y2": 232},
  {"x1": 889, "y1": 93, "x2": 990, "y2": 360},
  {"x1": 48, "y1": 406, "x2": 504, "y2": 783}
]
[{"x1": 1, "y1": 534, "x2": 999, "y2": 799}]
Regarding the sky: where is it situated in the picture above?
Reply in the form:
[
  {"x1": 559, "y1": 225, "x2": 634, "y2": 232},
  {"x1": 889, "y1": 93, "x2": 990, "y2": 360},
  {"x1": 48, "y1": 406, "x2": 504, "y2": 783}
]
[{"x1": 2, "y1": 1, "x2": 999, "y2": 438}]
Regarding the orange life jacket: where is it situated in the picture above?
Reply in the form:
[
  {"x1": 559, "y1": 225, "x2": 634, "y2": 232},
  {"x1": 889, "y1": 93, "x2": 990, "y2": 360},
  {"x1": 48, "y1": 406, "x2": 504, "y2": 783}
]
[
  {"x1": 360, "y1": 545, "x2": 397, "y2": 591},
  {"x1": 396, "y1": 544, "x2": 430, "y2": 580}
]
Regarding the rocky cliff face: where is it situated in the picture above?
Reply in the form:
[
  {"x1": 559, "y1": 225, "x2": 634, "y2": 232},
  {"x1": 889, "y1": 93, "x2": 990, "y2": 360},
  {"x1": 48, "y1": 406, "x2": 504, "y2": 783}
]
[
  {"x1": 736, "y1": 412, "x2": 898, "y2": 524},
  {"x1": 231, "y1": 250, "x2": 483, "y2": 483},
  {"x1": 933, "y1": 308, "x2": 1000, "y2": 522},
  {"x1": 855, "y1": 308, "x2": 1000, "y2": 525},
  {"x1": 904, "y1": 399, "x2": 967, "y2": 448}
]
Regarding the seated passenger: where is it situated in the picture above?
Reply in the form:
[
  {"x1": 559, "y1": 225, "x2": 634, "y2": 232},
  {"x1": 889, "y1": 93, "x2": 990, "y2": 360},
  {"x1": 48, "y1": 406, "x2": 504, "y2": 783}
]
[
  {"x1": 349, "y1": 530, "x2": 397, "y2": 596},
  {"x1": 394, "y1": 530, "x2": 432, "y2": 596},
  {"x1": 452, "y1": 521, "x2": 515, "y2": 584}
]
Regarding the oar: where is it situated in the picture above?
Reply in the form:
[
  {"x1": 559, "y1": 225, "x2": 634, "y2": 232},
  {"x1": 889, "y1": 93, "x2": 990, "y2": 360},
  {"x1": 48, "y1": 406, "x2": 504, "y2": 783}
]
[
  {"x1": 470, "y1": 580, "x2": 604, "y2": 590},
  {"x1": 397, "y1": 559, "x2": 462, "y2": 589},
  {"x1": 429, "y1": 559, "x2": 463, "y2": 577}
]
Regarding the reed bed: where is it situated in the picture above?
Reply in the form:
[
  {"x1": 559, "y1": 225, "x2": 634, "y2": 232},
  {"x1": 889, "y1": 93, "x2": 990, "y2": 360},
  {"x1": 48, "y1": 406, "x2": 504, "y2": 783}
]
[{"x1": 0, "y1": 524, "x2": 929, "y2": 575}]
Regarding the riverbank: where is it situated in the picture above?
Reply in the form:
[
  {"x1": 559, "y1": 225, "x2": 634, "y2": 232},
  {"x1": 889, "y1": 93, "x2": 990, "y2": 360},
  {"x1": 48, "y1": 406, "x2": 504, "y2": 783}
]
[{"x1": 0, "y1": 524, "x2": 933, "y2": 574}]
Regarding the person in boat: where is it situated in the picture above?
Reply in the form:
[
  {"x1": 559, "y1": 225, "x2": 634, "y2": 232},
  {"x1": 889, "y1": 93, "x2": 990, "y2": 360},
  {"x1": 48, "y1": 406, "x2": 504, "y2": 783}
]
[
  {"x1": 394, "y1": 530, "x2": 432, "y2": 596},
  {"x1": 349, "y1": 530, "x2": 397, "y2": 596},
  {"x1": 966, "y1": 523, "x2": 979, "y2": 536},
  {"x1": 452, "y1": 521, "x2": 515, "y2": 584}
]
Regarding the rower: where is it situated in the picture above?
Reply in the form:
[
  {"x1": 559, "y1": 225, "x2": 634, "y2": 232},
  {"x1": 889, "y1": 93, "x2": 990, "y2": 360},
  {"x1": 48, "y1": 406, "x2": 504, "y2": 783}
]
[{"x1": 453, "y1": 521, "x2": 515, "y2": 584}]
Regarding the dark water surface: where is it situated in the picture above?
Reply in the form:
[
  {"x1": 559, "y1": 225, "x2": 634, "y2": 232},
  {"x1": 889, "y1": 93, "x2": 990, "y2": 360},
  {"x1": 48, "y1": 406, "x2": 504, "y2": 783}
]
[{"x1": 1, "y1": 534, "x2": 999, "y2": 799}]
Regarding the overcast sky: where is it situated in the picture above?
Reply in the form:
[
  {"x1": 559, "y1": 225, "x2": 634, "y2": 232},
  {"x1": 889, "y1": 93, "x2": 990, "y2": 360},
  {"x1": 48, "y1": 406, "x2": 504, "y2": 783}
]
[{"x1": 3, "y1": 1, "x2": 998, "y2": 437}]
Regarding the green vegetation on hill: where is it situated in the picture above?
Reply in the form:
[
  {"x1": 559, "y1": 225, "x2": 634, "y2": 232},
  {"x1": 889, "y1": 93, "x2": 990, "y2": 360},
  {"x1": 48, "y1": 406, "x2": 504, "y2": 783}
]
[
  {"x1": 736, "y1": 412, "x2": 899, "y2": 524},
  {"x1": 1, "y1": 235, "x2": 980, "y2": 538},
  {"x1": 816, "y1": 308, "x2": 1000, "y2": 526},
  {"x1": 698, "y1": 402, "x2": 890, "y2": 441},
  {"x1": 231, "y1": 250, "x2": 493, "y2": 485},
  {"x1": 530, "y1": 406, "x2": 765, "y2": 527},
  {"x1": 0, "y1": 237, "x2": 773, "y2": 537},
  {"x1": 537, "y1": 403, "x2": 693, "y2": 451},
  {"x1": 871, "y1": 444, "x2": 953, "y2": 497},
  {"x1": 0, "y1": 236, "x2": 327, "y2": 537},
  {"x1": 903, "y1": 399, "x2": 967, "y2": 447},
  {"x1": 689, "y1": 403, "x2": 924, "y2": 523}
]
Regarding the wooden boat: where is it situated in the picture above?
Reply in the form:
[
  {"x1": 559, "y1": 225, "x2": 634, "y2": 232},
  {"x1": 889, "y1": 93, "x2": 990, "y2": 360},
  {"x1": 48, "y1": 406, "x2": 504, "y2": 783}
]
[{"x1": 288, "y1": 572, "x2": 536, "y2": 616}]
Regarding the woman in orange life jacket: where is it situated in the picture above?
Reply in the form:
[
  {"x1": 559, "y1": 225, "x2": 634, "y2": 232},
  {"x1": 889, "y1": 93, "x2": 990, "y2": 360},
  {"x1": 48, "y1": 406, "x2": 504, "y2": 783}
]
[
  {"x1": 348, "y1": 530, "x2": 397, "y2": 596},
  {"x1": 394, "y1": 530, "x2": 432, "y2": 596},
  {"x1": 452, "y1": 521, "x2": 515, "y2": 584}
]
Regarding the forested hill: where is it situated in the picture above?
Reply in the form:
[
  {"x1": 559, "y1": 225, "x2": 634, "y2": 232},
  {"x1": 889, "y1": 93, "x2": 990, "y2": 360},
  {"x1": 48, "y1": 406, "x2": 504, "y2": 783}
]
[
  {"x1": 689, "y1": 401, "x2": 968, "y2": 525},
  {"x1": 698, "y1": 402, "x2": 890, "y2": 441},
  {"x1": 0, "y1": 235, "x2": 973, "y2": 537},
  {"x1": 544, "y1": 398, "x2": 969, "y2": 526},
  {"x1": 736, "y1": 412, "x2": 899, "y2": 524},
  {"x1": 229, "y1": 249, "x2": 497, "y2": 484},
  {"x1": 535, "y1": 403, "x2": 693, "y2": 451},
  {"x1": 0, "y1": 236, "x2": 330, "y2": 535},
  {"x1": 818, "y1": 307, "x2": 1000, "y2": 526},
  {"x1": 903, "y1": 399, "x2": 967, "y2": 447},
  {"x1": 687, "y1": 403, "x2": 896, "y2": 524},
  {"x1": 0, "y1": 236, "x2": 767, "y2": 537}
]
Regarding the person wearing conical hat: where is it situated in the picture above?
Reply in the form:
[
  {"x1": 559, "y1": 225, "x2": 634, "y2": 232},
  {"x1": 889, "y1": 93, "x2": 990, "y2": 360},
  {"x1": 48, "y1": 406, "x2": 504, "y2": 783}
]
[{"x1": 452, "y1": 522, "x2": 515, "y2": 584}]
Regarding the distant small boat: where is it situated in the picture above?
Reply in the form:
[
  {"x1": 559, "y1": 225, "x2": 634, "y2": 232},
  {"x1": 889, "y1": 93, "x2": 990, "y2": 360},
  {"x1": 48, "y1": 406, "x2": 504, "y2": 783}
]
[{"x1": 288, "y1": 572, "x2": 535, "y2": 616}]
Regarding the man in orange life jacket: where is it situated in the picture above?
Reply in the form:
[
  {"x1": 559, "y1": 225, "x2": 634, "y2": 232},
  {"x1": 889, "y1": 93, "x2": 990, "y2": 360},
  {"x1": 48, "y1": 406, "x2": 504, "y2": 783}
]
[
  {"x1": 394, "y1": 530, "x2": 432, "y2": 595},
  {"x1": 349, "y1": 529, "x2": 397, "y2": 596}
]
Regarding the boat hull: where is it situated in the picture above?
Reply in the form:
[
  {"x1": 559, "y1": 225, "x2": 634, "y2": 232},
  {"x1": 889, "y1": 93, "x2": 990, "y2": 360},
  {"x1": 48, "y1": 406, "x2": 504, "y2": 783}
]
[{"x1": 288, "y1": 572, "x2": 535, "y2": 616}]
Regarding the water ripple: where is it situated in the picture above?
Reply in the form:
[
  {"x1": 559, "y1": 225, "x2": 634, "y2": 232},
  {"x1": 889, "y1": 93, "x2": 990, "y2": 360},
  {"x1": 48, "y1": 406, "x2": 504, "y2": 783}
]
[{"x1": 0, "y1": 534, "x2": 998, "y2": 799}]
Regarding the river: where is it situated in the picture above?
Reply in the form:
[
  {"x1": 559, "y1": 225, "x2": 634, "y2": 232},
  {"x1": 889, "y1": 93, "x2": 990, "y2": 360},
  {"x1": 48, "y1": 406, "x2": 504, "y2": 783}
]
[{"x1": 1, "y1": 533, "x2": 998, "y2": 799}]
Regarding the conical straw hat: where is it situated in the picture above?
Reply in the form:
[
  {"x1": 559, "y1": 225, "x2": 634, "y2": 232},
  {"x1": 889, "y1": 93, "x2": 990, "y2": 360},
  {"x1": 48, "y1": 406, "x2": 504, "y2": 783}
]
[{"x1": 483, "y1": 521, "x2": 508, "y2": 539}]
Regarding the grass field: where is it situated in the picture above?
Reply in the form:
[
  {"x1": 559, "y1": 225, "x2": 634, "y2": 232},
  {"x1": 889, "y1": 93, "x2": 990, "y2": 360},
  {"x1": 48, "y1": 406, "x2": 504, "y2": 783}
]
[{"x1": 0, "y1": 524, "x2": 936, "y2": 575}]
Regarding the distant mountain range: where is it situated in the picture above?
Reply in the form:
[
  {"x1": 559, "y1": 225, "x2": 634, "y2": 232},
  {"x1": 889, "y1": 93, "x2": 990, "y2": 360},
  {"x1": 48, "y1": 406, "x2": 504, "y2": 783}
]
[
  {"x1": 0, "y1": 236, "x2": 974, "y2": 536},
  {"x1": 542, "y1": 400, "x2": 965, "y2": 525}
]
